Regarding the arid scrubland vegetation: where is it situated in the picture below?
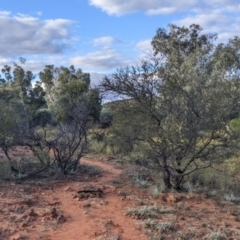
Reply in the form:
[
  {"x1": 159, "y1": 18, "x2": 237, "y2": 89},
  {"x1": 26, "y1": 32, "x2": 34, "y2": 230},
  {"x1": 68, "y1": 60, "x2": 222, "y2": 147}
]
[{"x1": 1, "y1": 24, "x2": 240, "y2": 239}]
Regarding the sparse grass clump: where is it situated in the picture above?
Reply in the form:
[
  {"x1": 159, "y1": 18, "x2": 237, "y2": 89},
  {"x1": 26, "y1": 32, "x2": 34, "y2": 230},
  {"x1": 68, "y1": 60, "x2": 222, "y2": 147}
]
[
  {"x1": 126, "y1": 205, "x2": 159, "y2": 219},
  {"x1": 205, "y1": 231, "x2": 227, "y2": 240},
  {"x1": 129, "y1": 171, "x2": 151, "y2": 188},
  {"x1": 150, "y1": 186, "x2": 160, "y2": 199},
  {"x1": 223, "y1": 193, "x2": 240, "y2": 204},
  {"x1": 175, "y1": 231, "x2": 189, "y2": 240},
  {"x1": 128, "y1": 167, "x2": 156, "y2": 188},
  {"x1": 126, "y1": 205, "x2": 175, "y2": 219},
  {"x1": 234, "y1": 215, "x2": 240, "y2": 222},
  {"x1": 157, "y1": 206, "x2": 176, "y2": 214},
  {"x1": 144, "y1": 219, "x2": 175, "y2": 234},
  {"x1": 230, "y1": 208, "x2": 240, "y2": 222}
]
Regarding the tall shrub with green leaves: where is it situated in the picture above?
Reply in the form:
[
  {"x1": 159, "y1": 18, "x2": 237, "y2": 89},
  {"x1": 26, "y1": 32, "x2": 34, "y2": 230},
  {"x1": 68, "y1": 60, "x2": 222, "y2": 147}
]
[
  {"x1": 39, "y1": 65, "x2": 101, "y2": 123},
  {"x1": 101, "y1": 24, "x2": 240, "y2": 190}
]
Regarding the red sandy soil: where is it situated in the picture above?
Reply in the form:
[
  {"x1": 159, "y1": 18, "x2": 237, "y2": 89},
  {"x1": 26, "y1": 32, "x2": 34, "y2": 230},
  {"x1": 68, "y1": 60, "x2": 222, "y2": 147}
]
[{"x1": 1, "y1": 156, "x2": 240, "y2": 240}]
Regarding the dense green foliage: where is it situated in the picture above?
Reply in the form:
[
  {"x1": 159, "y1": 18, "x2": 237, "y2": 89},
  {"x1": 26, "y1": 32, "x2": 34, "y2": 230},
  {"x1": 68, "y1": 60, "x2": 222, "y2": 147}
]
[
  {"x1": 100, "y1": 24, "x2": 240, "y2": 189},
  {"x1": 1, "y1": 24, "x2": 240, "y2": 192},
  {"x1": 0, "y1": 61, "x2": 101, "y2": 175}
]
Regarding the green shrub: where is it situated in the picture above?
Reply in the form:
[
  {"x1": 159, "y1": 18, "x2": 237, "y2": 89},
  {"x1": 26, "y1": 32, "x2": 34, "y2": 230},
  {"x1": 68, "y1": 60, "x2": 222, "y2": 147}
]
[
  {"x1": 187, "y1": 167, "x2": 240, "y2": 197},
  {"x1": 229, "y1": 117, "x2": 240, "y2": 132}
]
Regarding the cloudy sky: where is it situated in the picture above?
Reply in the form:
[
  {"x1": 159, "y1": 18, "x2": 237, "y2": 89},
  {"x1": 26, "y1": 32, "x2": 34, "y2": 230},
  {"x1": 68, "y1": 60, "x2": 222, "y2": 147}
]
[{"x1": 0, "y1": 0, "x2": 240, "y2": 85}]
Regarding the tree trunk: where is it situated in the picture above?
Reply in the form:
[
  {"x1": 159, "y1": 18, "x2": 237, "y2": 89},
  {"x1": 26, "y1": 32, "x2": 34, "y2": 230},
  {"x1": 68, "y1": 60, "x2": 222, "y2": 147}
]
[
  {"x1": 163, "y1": 166, "x2": 173, "y2": 189},
  {"x1": 163, "y1": 163, "x2": 184, "y2": 190},
  {"x1": 172, "y1": 174, "x2": 184, "y2": 191}
]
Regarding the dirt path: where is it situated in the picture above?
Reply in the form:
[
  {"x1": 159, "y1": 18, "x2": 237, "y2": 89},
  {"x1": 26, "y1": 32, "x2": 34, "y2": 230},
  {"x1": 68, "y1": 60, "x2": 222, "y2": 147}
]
[
  {"x1": 81, "y1": 158, "x2": 123, "y2": 183},
  {"x1": 2, "y1": 157, "x2": 240, "y2": 240},
  {"x1": 47, "y1": 158, "x2": 147, "y2": 240}
]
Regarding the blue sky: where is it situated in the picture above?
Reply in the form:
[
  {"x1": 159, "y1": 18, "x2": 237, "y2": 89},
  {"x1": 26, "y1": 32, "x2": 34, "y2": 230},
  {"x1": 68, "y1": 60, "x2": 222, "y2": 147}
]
[{"x1": 0, "y1": 0, "x2": 240, "y2": 85}]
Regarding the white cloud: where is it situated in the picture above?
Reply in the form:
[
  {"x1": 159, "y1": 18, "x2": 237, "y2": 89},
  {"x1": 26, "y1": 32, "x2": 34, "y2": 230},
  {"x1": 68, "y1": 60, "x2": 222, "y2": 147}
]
[
  {"x1": 176, "y1": 7, "x2": 240, "y2": 42},
  {"x1": 136, "y1": 39, "x2": 152, "y2": 52},
  {"x1": 70, "y1": 47, "x2": 129, "y2": 71},
  {"x1": 135, "y1": 39, "x2": 153, "y2": 59},
  {"x1": 0, "y1": 11, "x2": 11, "y2": 16},
  {"x1": 88, "y1": 0, "x2": 240, "y2": 44},
  {"x1": 0, "y1": 11, "x2": 75, "y2": 57},
  {"x1": 36, "y1": 11, "x2": 42, "y2": 16},
  {"x1": 89, "y1": 0, "x2": 197, "y2": 16},
  {"x1": 93, "y1": 36, "x2": 114, "y2": 46},
  {"x1": 147, "y1": 7, "x2": 177, "y2": 15},
  {"x1": 93, "y1": 36, "x2": 120, "y2": 46},
  {"x1": 0, "y1": 58, "x2": 11, "y2": 65},
  {"x1": 89, "y1": 0, "x2": 240, "y2": 19},
  {"x1": 22, "y1": 59, "x2": 51, "y2": 74}
]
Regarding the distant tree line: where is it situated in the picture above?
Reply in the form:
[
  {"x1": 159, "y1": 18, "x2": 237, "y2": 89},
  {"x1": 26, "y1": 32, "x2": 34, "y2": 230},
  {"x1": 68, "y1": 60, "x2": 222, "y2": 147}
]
[{"x1": 0, "y1": 62, "x2": 101, "y2": 176}]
